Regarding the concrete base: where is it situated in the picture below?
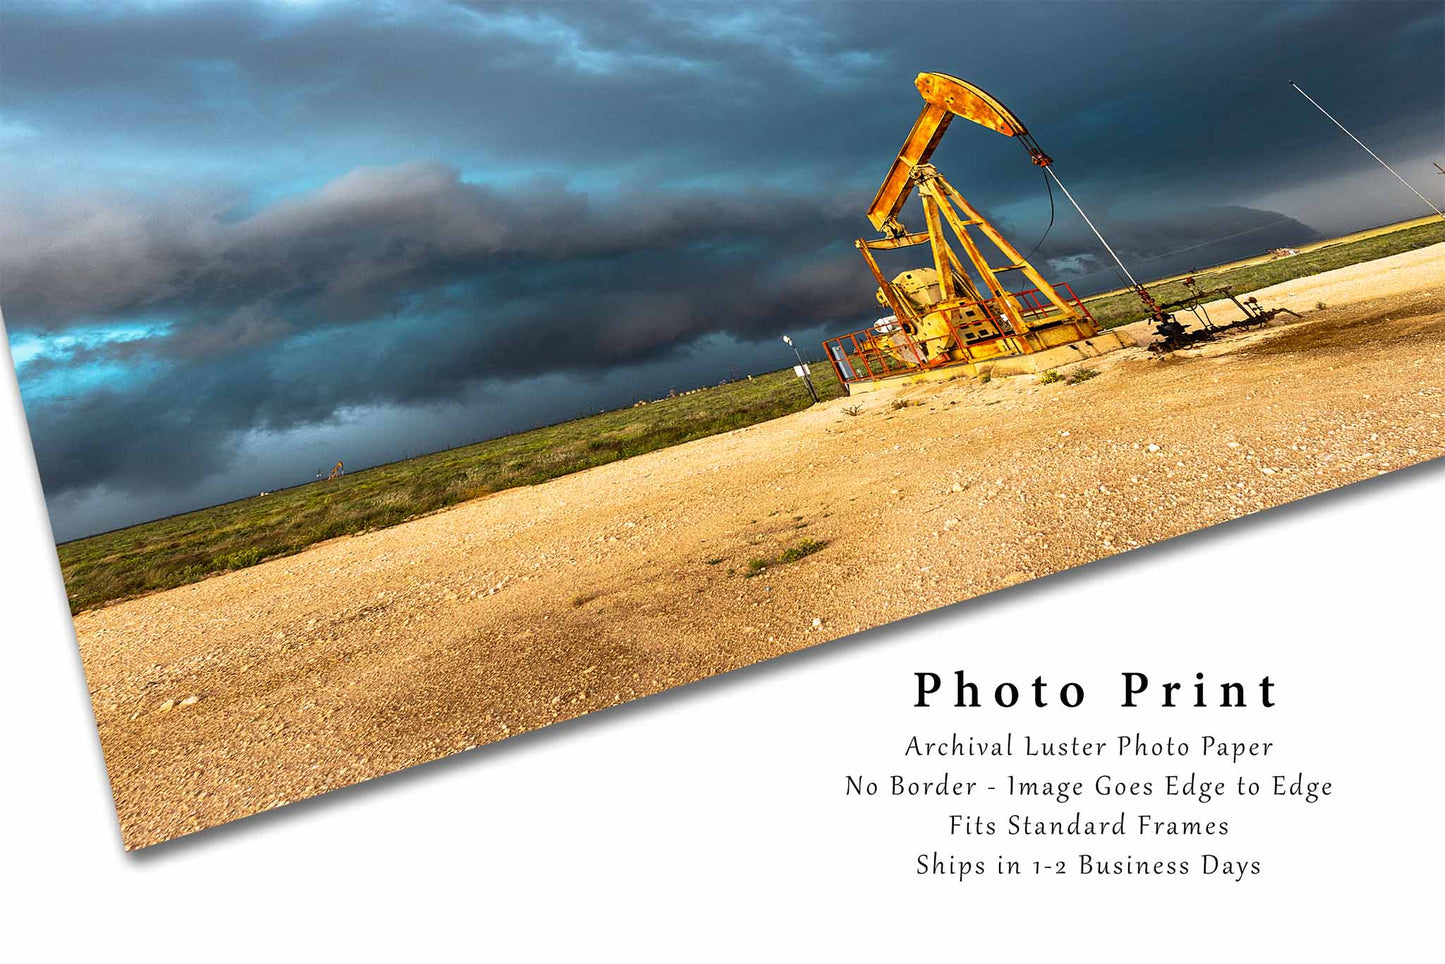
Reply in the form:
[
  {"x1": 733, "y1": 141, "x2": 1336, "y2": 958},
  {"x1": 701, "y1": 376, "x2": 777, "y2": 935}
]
[
  {"x1": 845, "y1": 330, "x2": 1135, "y2": 394},
  {"x1": 977, "y1": 330, "x2": 1135, "y2": 375}
]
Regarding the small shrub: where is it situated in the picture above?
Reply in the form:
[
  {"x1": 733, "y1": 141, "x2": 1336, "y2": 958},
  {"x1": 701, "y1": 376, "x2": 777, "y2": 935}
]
[
  {"x1": 704, "y1": 557, "x2": 724, "y2": 565},
  {"x1": 778, "y1": 538, "x2": 827, "y2": 564},
  {"x1": 571, "y1": 593, "x2": 592, "y2": 607},
  {"x1": 1315, "y1": 301, "x2": 1328, "y2": 311},
  {"x1": 1038, "y1": 370, "x2": 1064, "y2": 384},
  {"x1": 842, "y1": 404, "x2": 862, "y2": 417},
  {"x1": 890, "y1": 398, "x2": 915, "y2": 410},
  {"x1": 216, "y1": 547, "x2": 265, "y2": 571},
  {"x1": 745, "y1": 556, "x2": 768, "y2": 576},
  {"x1": 1067, "y1": 367, "x2": 1100, "y2": 385},
  {"x1": 979, "y1": 371, "x2": 992, "y2": 384}
]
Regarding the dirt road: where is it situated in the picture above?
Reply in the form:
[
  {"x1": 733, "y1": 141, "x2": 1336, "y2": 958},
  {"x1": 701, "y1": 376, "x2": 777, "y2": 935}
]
[{"x1": 76, "y1": 245, "x2": 1445, "y2": 849}]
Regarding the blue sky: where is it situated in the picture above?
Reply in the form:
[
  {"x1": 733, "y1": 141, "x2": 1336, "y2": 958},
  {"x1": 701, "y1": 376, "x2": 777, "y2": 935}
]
[{"x1": 2, "y1": 0, "x2": 1442, "y2": 540}]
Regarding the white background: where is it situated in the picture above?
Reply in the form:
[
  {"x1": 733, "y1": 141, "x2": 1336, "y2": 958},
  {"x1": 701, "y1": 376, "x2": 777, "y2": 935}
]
[{"x1": 2, "y1": 331, "x2": 1439, "y2": 959}]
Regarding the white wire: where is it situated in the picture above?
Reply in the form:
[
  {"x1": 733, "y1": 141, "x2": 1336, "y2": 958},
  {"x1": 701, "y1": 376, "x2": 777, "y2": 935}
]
[
  {"x1": 1043, "y1": 167, "x2": 1143, "y2": 289},
  {"x1": 1290, "y1": 82, "x2": 1445, "y2": 220}
]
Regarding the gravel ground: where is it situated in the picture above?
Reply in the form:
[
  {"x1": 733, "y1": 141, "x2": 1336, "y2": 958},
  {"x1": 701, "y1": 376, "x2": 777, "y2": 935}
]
[{"x1": 75, "y1": 244, "x2": 1444, "y2": 849}]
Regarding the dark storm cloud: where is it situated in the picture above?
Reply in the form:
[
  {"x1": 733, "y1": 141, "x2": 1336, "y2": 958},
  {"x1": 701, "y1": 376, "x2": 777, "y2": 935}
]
[
  {"x1": 23, "y1": 246, "x2": 867, "y2": 496},
  {"x1": 5, "y1": 2, "x2": 1436, "y2": 199},
  {"x1": 2, "y1": 1, "x2": 1441, "y2": 534},
  {"x1": 2, "y1": 161, "x2": 862, "y2": 332},
  {"x1": 10, "y1": 160, "x2": 874, "y2": 494}
]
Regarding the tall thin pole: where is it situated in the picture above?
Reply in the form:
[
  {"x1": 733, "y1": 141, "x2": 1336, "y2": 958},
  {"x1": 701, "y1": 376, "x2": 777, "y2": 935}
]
[
  {"x1": 786, "y1": 340, "x2": 819, "y2": 403},
  {"x1": 1289, "y1": 81, "x2": 1445, "y2": 220},
  {"x1": 1043, "y1": 167, "x2": 1143, "y2": 289}
]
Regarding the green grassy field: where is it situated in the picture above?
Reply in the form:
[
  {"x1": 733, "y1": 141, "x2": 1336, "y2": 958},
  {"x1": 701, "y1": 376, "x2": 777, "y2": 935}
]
[
  {"x1": 56, "y1": 217, "x2": 1442, "y2": 613},
  {"x1": 57, "y1": 367, "x2": 845, "y2": 613},
  {"x1": 1082, "y1": 219, "x2": 1444, "y2": 329}
]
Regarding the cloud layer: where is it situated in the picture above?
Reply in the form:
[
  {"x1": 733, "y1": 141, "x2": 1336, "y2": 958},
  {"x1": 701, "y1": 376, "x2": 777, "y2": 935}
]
[{"x1": 2, "y1": 1, "x2": 1440, "y2": 538}]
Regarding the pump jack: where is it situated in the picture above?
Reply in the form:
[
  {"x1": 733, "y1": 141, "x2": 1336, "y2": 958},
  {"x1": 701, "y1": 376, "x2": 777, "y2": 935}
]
[
  {"x1": 849, "y1": 73, "x2": 1099, "y2": 373},
  {"x1": 825, "y1": 73, "x2": 1298, "y2": 383}
]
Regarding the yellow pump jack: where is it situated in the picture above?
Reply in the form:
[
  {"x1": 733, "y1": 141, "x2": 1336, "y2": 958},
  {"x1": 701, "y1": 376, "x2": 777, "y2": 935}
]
[{"x1": 826, "y1": 73, "x2": 1113, "y2": 386}]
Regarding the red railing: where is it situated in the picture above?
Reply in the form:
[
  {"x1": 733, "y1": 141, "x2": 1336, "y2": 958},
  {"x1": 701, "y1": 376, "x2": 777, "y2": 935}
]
[
  {"x1": 1012, "y1": 283, "x2": 1095, "y2": 324},
  {"x1": 821, "y1": 323, "x2": 947, "y2": 385}
]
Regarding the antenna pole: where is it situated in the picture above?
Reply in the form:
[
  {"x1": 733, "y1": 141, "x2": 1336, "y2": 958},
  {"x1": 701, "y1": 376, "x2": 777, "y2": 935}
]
[{"x1": 1289, "y1": 81, "x2": 1445, "y2": 220}]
